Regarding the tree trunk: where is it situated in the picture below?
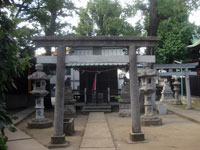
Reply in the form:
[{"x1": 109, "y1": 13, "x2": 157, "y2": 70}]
[
  {"x1": 146, "y1": 0, "x2": 160, "y2": 55},
  {"x1": 43, "y1": 10, "x2": 57, "y2": 109}
]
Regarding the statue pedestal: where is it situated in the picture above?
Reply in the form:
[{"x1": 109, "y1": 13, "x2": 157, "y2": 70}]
[
  {"x1": 129, "y1": 132, "x2": 145, "y2": 142},
  {"x1": 64, "y1": 100, "x2": 76, "y2": 118},
  {"x1": 119, "y1": 99, "x2": 131, "y2": 117},
  {"x1": 27, "y1": 118, "x2": 53, "y2": 129},
  {"x1": 141, "y1": 115, "x2": 162, "y2": 126},
  {"x1": 63, "y1": 118, "x2": 74, "y2": 136},
  {"x1": 64, "y1": 85, "x2": 76, "y2": 118},
  {"x1": 119, "y1": 84, "x2": 131, "y2": 117}
]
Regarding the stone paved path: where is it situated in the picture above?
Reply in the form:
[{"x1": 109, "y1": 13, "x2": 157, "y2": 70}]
[
  {"x1": 80, "y1": 112, "x2": 116, "y2": 150},
  {"x1": 6, "y1": 107, "x2": 49, "y2": 150},
  {"x1": 6, "y1": 127, "x2": 49, "y2": 150}
]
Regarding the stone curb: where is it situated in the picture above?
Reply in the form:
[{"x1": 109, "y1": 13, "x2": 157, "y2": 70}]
[
  {"x1": 167, "y1": 108, "x2": 200, "y2": 124},
  {"x1": 12, "y1": 107, "x2": 35, "y2": 126}
]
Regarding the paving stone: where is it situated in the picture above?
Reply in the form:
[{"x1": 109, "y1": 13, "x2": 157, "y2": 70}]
[
  {"x1": 80, "y1": 138, "x2": 115, "y2": 148},
  {"x1": 80, "y1": 112, "x2": 116, "y2": 149},
  {"x1": 80, "y1": 148, "x2": 116, "y2": 150},
  {"x1": 8, "y1": 139, "x2": 48, "y2": 150},
  {"x1": 6, "y1": 127, "x2": 31, "y2": 141},
  {"x1": 84, "y1": 123, "x2": 112, "y2": 138}
]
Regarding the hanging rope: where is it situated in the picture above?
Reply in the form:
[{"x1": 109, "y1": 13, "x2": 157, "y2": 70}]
[{"x1": 74, "y1": 66, "x2": 127, "y2": 74}]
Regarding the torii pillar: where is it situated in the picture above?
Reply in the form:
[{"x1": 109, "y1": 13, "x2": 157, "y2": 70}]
[
  {"x1": 49, "y1": 46, "x2": 69, "y2": 147},
  {"x1": 129, "y1": 45, "x2": 145, "y2": 141}
]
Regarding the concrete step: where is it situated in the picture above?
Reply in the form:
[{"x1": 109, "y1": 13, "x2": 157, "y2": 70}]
[
  {"x1": 82, "y1": 109, "x2": 111, "y2": 112},
  {"x1": 82, "y1": 105, "x2": 111, "y2": 112}
]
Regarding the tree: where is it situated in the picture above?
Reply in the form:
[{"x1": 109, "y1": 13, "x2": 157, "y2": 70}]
[
  {"x1": 127, "y1": 0, "x2": 198, "y2": 60},
  {"x1": 14, "y1": 0, "x2": 75, "y2": 54},
  {"x1": 0, "y1": 2, "x2": 29, "y2": 149},
  {"x1": 156, "y1": 13, "x2": 196, "y2": 63},
  {"x1": 13, "y1": 0, "x2": 76, "y2": 107},
  {"x1": 75, "y1": 0, "x2": 142, "y2": 36}
]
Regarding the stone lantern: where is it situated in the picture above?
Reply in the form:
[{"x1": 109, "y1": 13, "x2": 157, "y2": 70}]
[
  {"x1": 139, "y1": 63, "x2": 162, "y2": 126},
  {"x1": 172, "y1": 77, "x2": 182, "y2": 105},
  {"x1": 27, "y1": 64, "x2": 53, "y2": 128}
]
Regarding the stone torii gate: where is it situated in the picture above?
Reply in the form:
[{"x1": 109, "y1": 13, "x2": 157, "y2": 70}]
[
  {"x1": 154, "y1": 63, "x2": 198, "y2": 109},
  {"x1": 32, "y1": 36, "x2": 159, "y2": 146}
]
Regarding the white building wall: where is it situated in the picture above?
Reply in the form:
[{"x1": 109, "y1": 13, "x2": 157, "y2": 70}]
[{"x1": 70, "y1": 69, "x2": 80, "y2": 90}]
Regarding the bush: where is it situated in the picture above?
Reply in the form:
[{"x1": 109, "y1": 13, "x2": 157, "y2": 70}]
[{"x1": 0, "y1": 135, "x2": 8, "y2": 150}]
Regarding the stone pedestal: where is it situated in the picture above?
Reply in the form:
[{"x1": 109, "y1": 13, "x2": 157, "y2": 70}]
[
  {"x1": 139, "y1": 63, "x2": 162, "y2": 126},
  {"x1": 119, "y1": 84, "x2": 131, "y2": 117},
  {"x1": 119, "y1": 84, "x2": 144, "y2": 117},
  {"x1": 64, "y1": 82, "x2": 76, "y2": 118},
  {"x1": 129, "y1": 132, "x2": 145, "y2": 142},
  {"x1": 63, "y1": 118, "x2": 74, "y2": 136},
  {"x1": 48, "y1": 134, "x2": 69, "y2": 148},
  {"x1": 64, "y1": 100, "x2": 76, "y2": 117},
  {"x1": 141, "y1": 95, "x2": 162, "y2": 126},
  {"x1": 141, "y1": 116, "x2": 162, "y2": 126},
  {"x1": 172, "y1": 78, "x2": 182, "y2": 105},
  {"x1": 27, "y1": 118, "x2": 53, "y2": 129},
  {"x1": 160, "y1": 79, "x2": 174, "y2": 102}
]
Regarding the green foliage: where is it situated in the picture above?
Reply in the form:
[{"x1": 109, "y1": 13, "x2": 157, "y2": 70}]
[
  {"x1": 75, "y1": 8, "x2": 94, "y2": 36},
  {"x1": 0, "y1": 14, "x2": 29, "y2": 95},
  {"x1": 17, "y1": 0, "x2": 76, "y2": 36},
  {"x1": 128, "y1": 0, "x2": 198, "y2": 62},
  {"x1": 115, "y1": 95, "x2": 121, "y2": 100},
  {"x1": 75, "y1": 0, "x2": 141, "y2": 36},
  {"x1": 0, "y1": 4, "x2": 29, "y2": 149},
  {"x1": 0, "y1": 135, "x2": 8, "y2": 150},
  {"x1": 155, "y1": 10, "x2": 195, "y2": 63}
]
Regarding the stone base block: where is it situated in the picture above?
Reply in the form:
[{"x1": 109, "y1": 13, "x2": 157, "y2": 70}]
[
  {"x1": 119, "y1": 109, "x2": 131, "y2": 117},
  {"x1": 141, "y1": 117, "x2": 162, "y2": 126},
  {"x1": 64, "y1": 105, "x2": 76, "y2": 118},
  {"x1": 48, "y1": 140, "x2": 69, "y2": 148},
  {"x1": 63, "y1": 118, "x2": 74, "y2": 136},
  {"x1": 186, "y1": 106, "x2": 193, "y2": 110},
  {"x1": 27, "y1": 118, "x2": 53, "y2": 129},
  {"x1": 160, "y1": 98, "x2": 174, "y2": 103},
  {"x1": 51, "y1": 134, "x2": 66, "y2": 144},
  {"x1": 129, "y1": 132, "x2": 145, "y2": 142}
]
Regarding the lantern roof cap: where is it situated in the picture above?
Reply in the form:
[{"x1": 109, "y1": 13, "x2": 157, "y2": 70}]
[{"x1": 28, "y1": 64, "x2": 50, "y2": 80}]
